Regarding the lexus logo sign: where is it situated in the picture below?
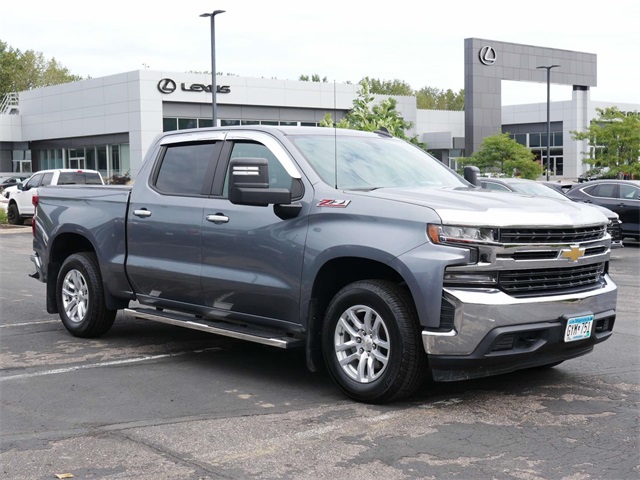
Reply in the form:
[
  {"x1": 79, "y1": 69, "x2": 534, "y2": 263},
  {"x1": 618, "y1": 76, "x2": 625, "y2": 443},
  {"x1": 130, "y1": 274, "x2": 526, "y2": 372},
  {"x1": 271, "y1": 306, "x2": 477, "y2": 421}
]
[
  {"x1": 157, "y1": 78, "x2": 232, "y2": 95},
  {"x1": 479, "y1": 46, "x2": 497, "y2": 66},
  {"x1": 157, "y1": 78, "x2": 177, "y2": 93}
]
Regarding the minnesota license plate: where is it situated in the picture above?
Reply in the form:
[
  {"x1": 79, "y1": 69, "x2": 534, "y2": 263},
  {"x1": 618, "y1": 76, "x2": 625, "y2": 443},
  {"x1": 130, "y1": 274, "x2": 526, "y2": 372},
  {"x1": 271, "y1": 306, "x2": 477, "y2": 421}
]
[{"x1": 564, "y1": 314, "x2": 594, "y2": 342}]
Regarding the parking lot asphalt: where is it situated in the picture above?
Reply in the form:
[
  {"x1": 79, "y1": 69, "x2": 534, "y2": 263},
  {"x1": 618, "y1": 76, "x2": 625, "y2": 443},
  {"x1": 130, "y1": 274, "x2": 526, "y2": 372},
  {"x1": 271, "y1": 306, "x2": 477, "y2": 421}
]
[{"x1": 0, "y1": 230, "x2": 638, "y2": 479}]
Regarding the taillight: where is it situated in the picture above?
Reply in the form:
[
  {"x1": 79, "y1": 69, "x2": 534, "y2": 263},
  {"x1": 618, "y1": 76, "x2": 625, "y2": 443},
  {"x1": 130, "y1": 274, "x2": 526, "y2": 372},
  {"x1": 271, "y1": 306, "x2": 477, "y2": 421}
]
[{"x1": 32, "y1": 195, "x2": 39, "y2": 207}]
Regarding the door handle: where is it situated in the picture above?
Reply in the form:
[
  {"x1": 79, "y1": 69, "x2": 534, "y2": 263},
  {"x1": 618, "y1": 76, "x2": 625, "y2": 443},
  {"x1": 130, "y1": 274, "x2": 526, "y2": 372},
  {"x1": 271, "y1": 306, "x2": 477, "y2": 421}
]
[
  {"x1": 206, "y1": 213, "x2": 229, "y2": 224},
  {"x1": 133, "y1": 209, "x2": 152, "y2": 218}
]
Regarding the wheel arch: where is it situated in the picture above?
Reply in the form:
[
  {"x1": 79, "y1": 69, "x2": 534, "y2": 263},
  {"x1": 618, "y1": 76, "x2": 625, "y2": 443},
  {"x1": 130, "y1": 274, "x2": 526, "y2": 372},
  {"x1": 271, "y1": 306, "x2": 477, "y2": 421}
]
[
  {"x1": 304, "y1": 255, "x2": 412, "y2": 372},
  {"x1": 46, "y1": 232, "x2": 127, "y2": 313}
]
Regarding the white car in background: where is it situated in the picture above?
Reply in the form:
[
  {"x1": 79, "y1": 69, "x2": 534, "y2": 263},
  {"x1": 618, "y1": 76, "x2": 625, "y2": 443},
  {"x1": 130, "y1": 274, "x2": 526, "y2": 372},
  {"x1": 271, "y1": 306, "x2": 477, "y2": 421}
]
[{"x1": 6, "y1": 169, "x2": 104, "y2": 225}]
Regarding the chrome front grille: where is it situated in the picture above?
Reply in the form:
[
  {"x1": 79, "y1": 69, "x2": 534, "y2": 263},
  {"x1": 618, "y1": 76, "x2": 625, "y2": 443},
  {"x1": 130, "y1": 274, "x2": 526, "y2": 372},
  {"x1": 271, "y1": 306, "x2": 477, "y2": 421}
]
[
  {"x1": 499, "y1": 225, "x2": 606, "y2": 244},
  {"x1": 498, "y1": 263, "x2": 606, "y2": 297}
]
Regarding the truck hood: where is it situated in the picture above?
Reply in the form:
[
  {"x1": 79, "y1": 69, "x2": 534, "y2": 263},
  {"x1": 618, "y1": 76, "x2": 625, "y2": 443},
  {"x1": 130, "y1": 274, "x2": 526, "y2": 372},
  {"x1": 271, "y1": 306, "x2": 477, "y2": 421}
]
[{"x1": 356, "y1": 186, "x2": 608, "y2": 227}]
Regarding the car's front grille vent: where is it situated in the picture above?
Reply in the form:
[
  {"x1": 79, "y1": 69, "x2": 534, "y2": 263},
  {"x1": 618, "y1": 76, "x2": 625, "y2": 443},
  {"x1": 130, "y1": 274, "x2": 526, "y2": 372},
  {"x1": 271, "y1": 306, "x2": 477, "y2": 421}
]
[
  {"x1": 499, "y1": 226, "x2": 606, "y2": 244},
  {"x1": 439, "y1": 297, "x2": 455, "y2": 331},
  {"x1": 500, "y1": 251, "x2": 558, "y2": 261},
  {"x1": 498, "y1": 263, "x2": 606, "y2": 297},
  {"x1": 585, "y1": 246, "x2": 608, "y2": 256}
]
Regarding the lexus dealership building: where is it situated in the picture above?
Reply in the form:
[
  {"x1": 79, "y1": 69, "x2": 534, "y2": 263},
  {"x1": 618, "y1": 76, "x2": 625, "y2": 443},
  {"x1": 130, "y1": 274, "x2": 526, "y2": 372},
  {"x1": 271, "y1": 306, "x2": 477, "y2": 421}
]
[{"x1": 1, "y1": 38, "x2": 638, "y2": 180}]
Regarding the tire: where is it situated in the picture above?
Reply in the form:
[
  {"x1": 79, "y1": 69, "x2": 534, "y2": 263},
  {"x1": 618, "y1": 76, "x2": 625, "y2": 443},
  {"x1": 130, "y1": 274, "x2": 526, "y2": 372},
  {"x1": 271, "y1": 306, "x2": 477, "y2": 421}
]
[
  {"x1": 7, "y1": 203, "x2": 23, "y2": 225},
  {"x1": 322, "y1": 280, "x2": 428, "y2": 404},
  {"x1": 56, "y1": 252, "x2": 116, "y2": 338}
]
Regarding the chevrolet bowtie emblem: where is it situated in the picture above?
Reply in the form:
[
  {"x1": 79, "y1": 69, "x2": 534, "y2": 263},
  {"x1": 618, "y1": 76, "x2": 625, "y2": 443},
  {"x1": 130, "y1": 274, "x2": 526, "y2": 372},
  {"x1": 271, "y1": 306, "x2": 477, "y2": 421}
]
[{"x1": 561, "y1": 245, "x2": 586, "y2": 262}]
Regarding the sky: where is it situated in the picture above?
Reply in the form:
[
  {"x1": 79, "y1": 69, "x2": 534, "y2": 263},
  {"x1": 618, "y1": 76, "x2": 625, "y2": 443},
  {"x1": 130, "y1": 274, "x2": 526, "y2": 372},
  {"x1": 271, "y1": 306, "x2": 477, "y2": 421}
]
[{"x1": 2, "y1": 0, "x2": 639, "y2": 106}]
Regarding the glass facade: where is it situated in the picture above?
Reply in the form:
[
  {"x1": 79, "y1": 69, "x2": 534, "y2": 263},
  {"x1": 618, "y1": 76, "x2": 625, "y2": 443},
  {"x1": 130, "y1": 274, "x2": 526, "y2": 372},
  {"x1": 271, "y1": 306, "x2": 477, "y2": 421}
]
[
  {"x1": 508, "y1": 131, "x2": 564, "y2": 177},
  {"x1": 163, "y1": 117, "x2": 321, "y2": 132},
  {"x1": 36, "y1": 144, "x2": 130, "y2": 181}
]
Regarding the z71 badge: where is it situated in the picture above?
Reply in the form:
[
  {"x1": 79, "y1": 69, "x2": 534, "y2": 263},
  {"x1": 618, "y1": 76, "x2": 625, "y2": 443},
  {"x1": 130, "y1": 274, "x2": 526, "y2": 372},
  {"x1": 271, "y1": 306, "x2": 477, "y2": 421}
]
[{"x1": 317, "y1": 199, "x2": 351, "y2": 208}]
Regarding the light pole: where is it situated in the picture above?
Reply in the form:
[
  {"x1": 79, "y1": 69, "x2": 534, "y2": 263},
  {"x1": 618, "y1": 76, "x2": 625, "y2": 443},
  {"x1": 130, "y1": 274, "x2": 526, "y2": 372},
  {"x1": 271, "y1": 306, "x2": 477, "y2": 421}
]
[
  {"x1": 537, "y1": 64, "x2": 559, "y2": 181},
  {"x1": 200, "y1": 10, "x2": 225, "y2": 126}
]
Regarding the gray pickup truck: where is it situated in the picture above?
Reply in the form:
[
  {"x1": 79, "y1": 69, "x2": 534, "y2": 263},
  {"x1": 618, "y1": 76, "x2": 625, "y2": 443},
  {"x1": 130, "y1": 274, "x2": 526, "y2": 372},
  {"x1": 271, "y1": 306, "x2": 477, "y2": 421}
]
[{"x1": 30, "y1": 126, "x2": 617, "y2": 403}]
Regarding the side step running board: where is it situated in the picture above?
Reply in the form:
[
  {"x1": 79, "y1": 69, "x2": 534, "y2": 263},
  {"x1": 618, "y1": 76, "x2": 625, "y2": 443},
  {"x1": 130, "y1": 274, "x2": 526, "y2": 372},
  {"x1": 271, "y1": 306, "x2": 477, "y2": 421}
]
[{"x1": 124, "y1": 307, "x2": 303, "y2": 349}]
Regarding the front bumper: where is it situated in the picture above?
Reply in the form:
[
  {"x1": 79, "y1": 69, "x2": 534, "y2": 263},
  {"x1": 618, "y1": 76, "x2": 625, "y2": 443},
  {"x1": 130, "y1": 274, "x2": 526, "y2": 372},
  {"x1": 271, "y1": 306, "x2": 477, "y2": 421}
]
[{"x1": 423, "y1": 274, "x2": 617, "y2": 381}]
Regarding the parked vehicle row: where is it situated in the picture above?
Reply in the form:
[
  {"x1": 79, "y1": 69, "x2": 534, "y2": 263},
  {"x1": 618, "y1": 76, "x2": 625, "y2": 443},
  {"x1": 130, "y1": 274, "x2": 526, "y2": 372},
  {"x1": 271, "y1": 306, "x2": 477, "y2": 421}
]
[{"x1": 565, "y1": 180, "x2": 640, "y2": 242}]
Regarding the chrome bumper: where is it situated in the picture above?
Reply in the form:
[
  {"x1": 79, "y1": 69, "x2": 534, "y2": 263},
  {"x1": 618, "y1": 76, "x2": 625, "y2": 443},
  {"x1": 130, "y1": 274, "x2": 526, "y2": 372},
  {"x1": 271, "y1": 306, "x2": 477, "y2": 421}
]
[{"x1": 423, "y1": 274, "x2": 618, "y2": 356}]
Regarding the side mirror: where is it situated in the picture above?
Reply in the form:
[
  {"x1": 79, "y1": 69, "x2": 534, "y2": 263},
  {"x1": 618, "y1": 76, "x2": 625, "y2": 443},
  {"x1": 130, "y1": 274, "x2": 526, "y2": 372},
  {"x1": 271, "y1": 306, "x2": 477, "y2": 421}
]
[
  {"x1": 228, "y1": 157, "x2": 292, "y2": 207},
  {"x1": 17, "y1": 183, "x2": 24, "y2": 191},
  {"x1": 463, "y1": 166, "x2": 480, "y2": 186}
]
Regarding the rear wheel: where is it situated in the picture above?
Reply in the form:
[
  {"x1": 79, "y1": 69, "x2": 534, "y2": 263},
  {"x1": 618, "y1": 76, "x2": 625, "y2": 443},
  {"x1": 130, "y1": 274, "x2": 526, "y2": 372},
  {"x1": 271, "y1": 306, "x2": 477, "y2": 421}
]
[
  {"x1": 56, "y1": 252, "x2": 116, "y2": 338},
  {"x1": 7, "y1": 203, "x2": 23, "y2": 225},
  {"x1": 322, "y1": 280, "x2": 428, "y2": 404}
]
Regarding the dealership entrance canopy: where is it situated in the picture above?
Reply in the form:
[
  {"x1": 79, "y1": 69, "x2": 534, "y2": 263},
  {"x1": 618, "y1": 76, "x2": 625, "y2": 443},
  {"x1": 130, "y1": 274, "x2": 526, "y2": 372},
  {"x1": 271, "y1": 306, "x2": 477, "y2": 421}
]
[{"x1": 464, "y1": 37, "x2": 596, "y2": 155}]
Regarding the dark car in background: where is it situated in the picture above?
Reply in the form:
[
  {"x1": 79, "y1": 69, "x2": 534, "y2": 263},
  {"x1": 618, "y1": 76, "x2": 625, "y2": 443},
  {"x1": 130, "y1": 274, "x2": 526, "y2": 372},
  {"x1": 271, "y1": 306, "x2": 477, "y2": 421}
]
[
  {"x1": 480, "y1": 177, "x2": 624, "y2": 248},
  {"x1": 0, "y1": 175, "x2": 29, "y2": 194},
  {"x1": 565, "y1": 180, "x2": 640, "y2": 242}
]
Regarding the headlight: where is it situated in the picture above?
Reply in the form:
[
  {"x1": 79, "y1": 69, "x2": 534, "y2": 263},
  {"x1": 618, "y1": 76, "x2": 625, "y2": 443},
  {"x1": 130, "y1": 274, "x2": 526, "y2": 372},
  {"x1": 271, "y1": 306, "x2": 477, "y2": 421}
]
[{"x1": 427, "y1": 224, "x2": 497, "y2": 245}]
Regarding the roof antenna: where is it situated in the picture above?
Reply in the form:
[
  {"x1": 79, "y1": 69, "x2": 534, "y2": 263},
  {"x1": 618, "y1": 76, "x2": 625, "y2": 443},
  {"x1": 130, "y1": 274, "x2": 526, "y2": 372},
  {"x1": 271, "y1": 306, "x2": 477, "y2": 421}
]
[{"x1": 374, "y1": 126, "x2": 392, "y2": 137}]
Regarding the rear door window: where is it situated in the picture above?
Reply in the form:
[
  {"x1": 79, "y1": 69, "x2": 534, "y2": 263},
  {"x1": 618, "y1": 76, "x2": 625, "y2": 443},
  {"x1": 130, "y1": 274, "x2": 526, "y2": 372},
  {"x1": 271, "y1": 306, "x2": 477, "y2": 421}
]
[
  {"x1": 154, "y1": 141, "x2": 221, "y2": 195},
  {"x1": 41, "y1": 172, "x2": 54, "y2": 186},
  {"x1": 586, "y1": 184, "x2": 616, "y2": 199},
  {"x1": 619, "y1": 184, "x2": 640, "y2": 200}
]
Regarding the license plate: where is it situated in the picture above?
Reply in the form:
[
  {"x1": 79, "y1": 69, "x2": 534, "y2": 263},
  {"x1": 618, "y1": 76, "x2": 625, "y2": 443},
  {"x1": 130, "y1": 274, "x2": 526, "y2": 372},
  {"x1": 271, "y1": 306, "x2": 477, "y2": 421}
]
[{"x1": 564, "y1": 314, "x2": 594, "y2": 342}]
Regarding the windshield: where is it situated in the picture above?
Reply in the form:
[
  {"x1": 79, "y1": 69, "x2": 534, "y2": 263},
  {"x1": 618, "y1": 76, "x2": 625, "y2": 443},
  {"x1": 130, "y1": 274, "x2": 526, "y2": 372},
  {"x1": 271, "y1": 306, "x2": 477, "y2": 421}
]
[
  {"x1": 510, "y1": 182, "x2": 569, "y2": 200},
  {"x1": 289, "y1": 134, "x2": 468, "y2": 190}
]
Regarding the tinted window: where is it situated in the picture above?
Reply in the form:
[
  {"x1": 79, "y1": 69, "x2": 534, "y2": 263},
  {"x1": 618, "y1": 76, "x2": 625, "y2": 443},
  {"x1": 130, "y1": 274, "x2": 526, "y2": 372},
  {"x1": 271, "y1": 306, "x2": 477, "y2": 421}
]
[
  {"x1": 620, "y1": 184, "x2": 640, "y2": 200},
  {"x1": 41, "y1": 172, "x2": 54, "y2": 186},
  {"x1": 155, "y1": 143, "x2": 214, "y2": 195},
  {"x1": 58, "y1": 172, "x2": 103, "y2": 185},
  {"x1": 25, "y1": 173, "x2": 43, "y2": 189},
  {"x1": 586, "y1": 184, "x2": 616, "y2": 199}
]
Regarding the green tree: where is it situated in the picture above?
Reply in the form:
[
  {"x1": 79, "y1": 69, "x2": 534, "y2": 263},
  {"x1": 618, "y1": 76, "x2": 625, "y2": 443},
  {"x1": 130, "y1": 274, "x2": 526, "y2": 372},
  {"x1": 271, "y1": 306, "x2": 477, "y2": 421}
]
[
  {"x1": 416, "y1": 86, "x2": 464, "y2": 111},
  {"x1": 361, "y1": 77, "x2": 414, "y2": 96},
  {"x1": 319, "y1": 79, "x2": 423, "y2": 146},
  {"x1": 298, "y1": 74, "x2": 328, "y2": 82},
  {"x1": 0, "y1": 40, "x2": 83, "y2": 97},
  {"x1": 459, "y1": 133, "x2": 541, "y2": 179},
  {"x1": 571, "y1": 107, "x2": 640, "y2": 178}
]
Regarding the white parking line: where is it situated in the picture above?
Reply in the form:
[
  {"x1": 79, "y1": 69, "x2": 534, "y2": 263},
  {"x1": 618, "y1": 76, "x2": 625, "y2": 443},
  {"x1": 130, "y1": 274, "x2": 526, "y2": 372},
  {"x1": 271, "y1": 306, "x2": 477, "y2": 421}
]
[
  {"x1": 0, "y1": 347, "x2": 221, "y2": 382},
  {"x1": 0, "y1": 320, "x2": 60, "y2": 328}
]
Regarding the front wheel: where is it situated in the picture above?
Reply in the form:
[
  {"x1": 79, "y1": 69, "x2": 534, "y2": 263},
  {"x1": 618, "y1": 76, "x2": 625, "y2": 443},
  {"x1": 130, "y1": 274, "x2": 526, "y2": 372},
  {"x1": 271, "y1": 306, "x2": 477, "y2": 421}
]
[
  {"x1": 7, "y1": 203, "x2": 23, "y2": 225},
  {"x1": 322, "y1": 280, "x2": 428, "y2": 404},
  {"x1": 56, "y1": 252, "x2": 116, "y2": 338}
]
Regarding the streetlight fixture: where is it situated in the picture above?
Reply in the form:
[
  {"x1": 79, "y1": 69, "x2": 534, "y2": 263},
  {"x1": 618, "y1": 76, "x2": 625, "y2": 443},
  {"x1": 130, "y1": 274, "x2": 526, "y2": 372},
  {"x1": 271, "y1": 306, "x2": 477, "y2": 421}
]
[
  {"x1": 537, "y1": 64, "x2": 560, "y2": 181},
  {"x1": 200, "y1": 10, "x2": 225, "y2": 126}
]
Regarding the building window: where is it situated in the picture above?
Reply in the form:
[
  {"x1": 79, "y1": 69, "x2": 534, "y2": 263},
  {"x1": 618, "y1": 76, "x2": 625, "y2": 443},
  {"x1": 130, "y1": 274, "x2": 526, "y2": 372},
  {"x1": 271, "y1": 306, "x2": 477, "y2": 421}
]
[
  {"x1": 178, "y1": 118, "x2": 198, "y2": 130},
  {"x1": 221, "y1": 119, "x2": 240, "y2": 126},
  {"x1": 163, "y1": 118, "x2": 178, "y2": 132},
  {"x1": 198, "y1": 119, "x2": 213, "y2": 128},
  {"x1": 529, "y1": 133, "x2": 541, "y2": 148}
]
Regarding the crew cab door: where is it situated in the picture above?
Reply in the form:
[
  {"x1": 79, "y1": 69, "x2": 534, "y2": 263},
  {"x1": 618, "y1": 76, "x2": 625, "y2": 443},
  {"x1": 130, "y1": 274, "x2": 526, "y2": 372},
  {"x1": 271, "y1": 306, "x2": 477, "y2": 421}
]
[
  {"x1": 200, "y1": 131, "x2": 310, "y2": 327},
  {"x1": 126, "y1": 134, "x2": 224, "y2": 306}
]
